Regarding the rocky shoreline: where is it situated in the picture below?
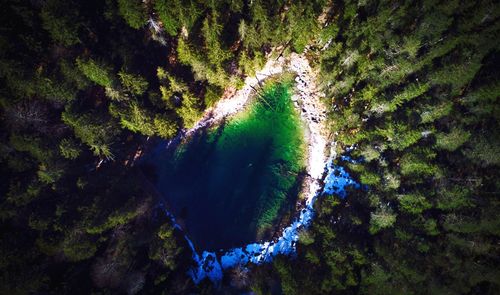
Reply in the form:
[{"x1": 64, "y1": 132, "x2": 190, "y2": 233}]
[{"x1": 178, "y1": 50, "x2": 329, "y2": 208}]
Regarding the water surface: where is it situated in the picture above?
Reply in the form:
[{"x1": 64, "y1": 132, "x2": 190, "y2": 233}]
[{"x1": 144, "y1": 80, "x2": 306, "y2": 251}]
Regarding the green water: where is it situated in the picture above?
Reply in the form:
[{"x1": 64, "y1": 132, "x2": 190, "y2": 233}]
[{"x1": 147, "y1": 79, "x2": 306, "y2": 250}]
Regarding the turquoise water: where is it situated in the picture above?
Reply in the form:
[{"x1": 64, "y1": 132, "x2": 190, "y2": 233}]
[{"x1": 144, "y1": 80, "x2": 306, "y2": 251}]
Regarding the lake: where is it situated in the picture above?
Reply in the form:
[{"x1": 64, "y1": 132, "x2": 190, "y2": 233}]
[{"x1": 143, "y1": 80, "x2": 306, "y2": 251}]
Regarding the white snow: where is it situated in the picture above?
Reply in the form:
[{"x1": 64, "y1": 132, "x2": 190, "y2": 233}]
[{"x1": 185, "y1": 155, "x2": 358, "y2": 284}]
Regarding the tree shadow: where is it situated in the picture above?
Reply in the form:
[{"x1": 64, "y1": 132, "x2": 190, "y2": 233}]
[{"x1": 251, "y1": 166, "x2": 308, "y2": 241}]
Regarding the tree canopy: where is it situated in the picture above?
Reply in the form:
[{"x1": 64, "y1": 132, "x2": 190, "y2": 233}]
[{"x1": 0, "y1": 0, "x2": 498, "y2": 294}]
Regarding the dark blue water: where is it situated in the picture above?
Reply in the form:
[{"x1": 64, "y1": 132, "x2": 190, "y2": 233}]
[{"x1": 142, "y1": 82, "x2": 307, "y2": 251}]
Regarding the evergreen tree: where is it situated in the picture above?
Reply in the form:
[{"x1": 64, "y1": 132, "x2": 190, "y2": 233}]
[
  {"x1": 76, "y1": 57, "x2": 116, "y2": 88},
  {"x1": 117, "y1": 0, "x2": 147, "y2": 29},
  {"x1": 40, "y1": 0, "x2": 81, "y2": 46}
]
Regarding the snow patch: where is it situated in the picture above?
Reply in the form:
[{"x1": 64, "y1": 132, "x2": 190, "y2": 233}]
[{"x1": 187, "y1": 155, "x2": 358, "y2": 283}]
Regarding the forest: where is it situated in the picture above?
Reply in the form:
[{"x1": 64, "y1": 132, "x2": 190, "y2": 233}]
[{"x1": 0, "y1": 0, "x2": 499, "y2": 294}]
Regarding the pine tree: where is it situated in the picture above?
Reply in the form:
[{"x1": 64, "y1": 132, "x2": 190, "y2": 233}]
[
  {"x1": 117, "y1": 0, "x2": 146, "y2": 29},
  {"x1": 76, "y1": 57, "x2": 115, "y2": 88},
  {"x1": 40, "y1": 0, "x2": 81, "y2": 46}
]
